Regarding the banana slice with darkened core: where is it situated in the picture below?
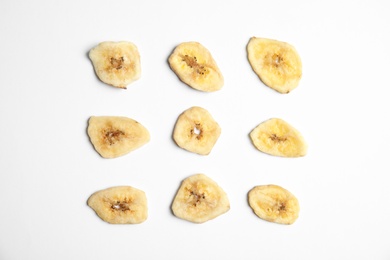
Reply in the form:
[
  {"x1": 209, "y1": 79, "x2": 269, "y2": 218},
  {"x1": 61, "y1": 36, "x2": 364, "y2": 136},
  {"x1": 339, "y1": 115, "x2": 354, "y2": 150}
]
[
  {"x1": 89, "y1": 41, "x2": 141, "y2": 89},
  {"x1": 247, "y1": 37, "x2": 302, "y2": 93},
  {"x1": 171, "y1": 174, "x2": 230, "y2": 223},
  {"x1": 248, "y1": 185, "x2": 299, "y2": 225},
  {"x1": 250, "y1": 118, "x2": 307, "y2": 157},
  {"x1": 88, "y1": 186, "x2": 148, "y2": 224},
  {"x1": 173, "y1": 106, "x2": 221, "y2": 155},
  {"x1": 87, "y1": 116, "x2": 150, "y2": 159},
  {"x1": 168, "y1": 42, "x2": 224, "y2": 92}
]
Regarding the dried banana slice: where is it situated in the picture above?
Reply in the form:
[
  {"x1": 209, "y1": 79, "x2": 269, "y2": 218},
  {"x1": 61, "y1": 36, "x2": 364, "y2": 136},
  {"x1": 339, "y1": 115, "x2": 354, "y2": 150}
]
[
  {"x1": 247, "y1": 37, "x2": 302, "y2": 93},
  {"x1": 173, "y1": 106, "x2": 221, "y2": 155},
  {"x1": 248, "y1": 185, "x2": 299, "y2": 225},
  {"x1": 88, "y1": 186, "x2": 148, "y2": 224},
  {"x1": 250, "y1": 118, "x2": 307, "y2": 157},
  {"x1": 89, "y1": 41, "x2": 141, "y2": 89},
  {"x1": 171, "y1": 174, "x2": 230, "y2": 223},
  {"x1": 87, "y1": 116, "x2": 150, "y2": 158},
  {"x1": 168, "y1": 42, "x2": 224, "y2": 92}
]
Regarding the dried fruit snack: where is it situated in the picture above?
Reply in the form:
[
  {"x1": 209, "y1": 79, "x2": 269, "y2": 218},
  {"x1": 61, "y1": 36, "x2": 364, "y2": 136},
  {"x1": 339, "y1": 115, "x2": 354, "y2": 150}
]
[
  {"x1": 169, "y1": 42, "x2": 224, "y2": 92},
  {"x1": 173, "y1": 106, "x2": 221, "y2": 155},
  {"x1": 89, "y1": 41, "x2": 141, "y2": 89},
  {"x1": 87, "y1": 116, "x2": 150, "y2": 158},
  {"x1": 88, "y1": 186, "x2": 148, "y2": 224},
  {"x1": 250, "y1": 118, "x2": 307, "y2": 157},
  {"x1": 247, "y1": 37, "x2": 302, "y2": 93},
  {"x1": 248, "y1": 185, "x2": 299, "y2": 224},
  {"x1": 171, "y1": 174, "x2": 230, "y2": 223}
]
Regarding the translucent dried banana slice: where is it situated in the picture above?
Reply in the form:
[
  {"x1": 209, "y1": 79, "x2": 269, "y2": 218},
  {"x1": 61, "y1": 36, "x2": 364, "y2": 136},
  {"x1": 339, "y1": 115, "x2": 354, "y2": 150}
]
[
  {"x1": 247, "y1": 37, "x2": 302, "y2": 93},
  {"x1": 171, "y1": 174, "x2": 230, "y2": 223},
  {"x1": 248, "y1": 185, "x2": 299, "y2": 225},
  {"x1": 89, "y1": 41, "x2": 141, "y2": 89},
  {"x1": 173, "y1": 106, "x2": 221, "y2": 155},
  {"x1": 87, "y1": 116, "x2": 150, "y2": 158},
  {"x1": 250, "y1": 118, "x2": 307, "y2": 157},
  {"x1": 168, "y1": 42, "x2": 224, "y2": 92},
  {"x1": 88, "y1": 186, "x2": 148, "y2": 224}
]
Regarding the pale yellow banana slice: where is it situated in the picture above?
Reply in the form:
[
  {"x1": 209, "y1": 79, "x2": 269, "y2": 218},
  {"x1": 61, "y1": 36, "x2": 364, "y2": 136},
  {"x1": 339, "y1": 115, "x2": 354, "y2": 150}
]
[
  {"x1": 171, "y1": 174, "x2": 230, "y2": 223},
  {"x1": 87, "y1": 116, "x2": 150, "y2": 158},
  {"x1": 248, "y1": 185, "x2": 299, "y2": 225},
  {"x1": 88, "y1": 186, "x2": 148, "y2": 224},
  {"x1": 89, "y1": 41, "x2": 141, "y2": 89},
  {"x1": 250, "y1": 118, "x2": 307, "y2": 157},
  {"x1": 168, "y1": 42, "x2": 224, "y2": 92},
  {"x1": 247, "y1": 37, "x2": 302, "y2": 93},
  {"x1": 173, "y1": 106, "x2": 221, "y2": 155}
]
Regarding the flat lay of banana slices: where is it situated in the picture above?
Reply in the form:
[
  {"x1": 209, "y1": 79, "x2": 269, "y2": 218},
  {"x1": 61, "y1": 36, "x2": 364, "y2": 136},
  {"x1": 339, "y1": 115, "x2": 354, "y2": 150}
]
[
  {"x1": 171, "y1": 174, "x2": 230, "y2": 223},
  {"x1": 169, "y1": 42, "x2": 224, "y2": 92},
  {"x1": 250, "y1": 118, "x2": 307, "y2": 157},
  {"x1": 84, "y1": 38, "x2": 307, "y2": 226},
  {"x1": 248, "y1": 185, "x2": 299, "y2": 225},
  {"x1": 87, "y1": 116, "x2": 150, "y2": 159},
  {"x1": 89, "y1": 41, "x2": 141, "y2": 89},
  {"x1": 247, "y1": 37, "x2": 302, "y2": 93},
  {"x1": 88, "y1": 186, "x2": 148, "y2": 224}
]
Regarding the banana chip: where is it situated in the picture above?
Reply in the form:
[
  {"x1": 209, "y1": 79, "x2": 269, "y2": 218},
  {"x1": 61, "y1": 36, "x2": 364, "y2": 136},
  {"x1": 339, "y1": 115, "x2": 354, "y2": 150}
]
[
  {"x1": 247, "y1": 37, "x2": 302, "y2": 93},
  {"x1": 89, "y1": 41, "x2": 141, "y2": 89}
]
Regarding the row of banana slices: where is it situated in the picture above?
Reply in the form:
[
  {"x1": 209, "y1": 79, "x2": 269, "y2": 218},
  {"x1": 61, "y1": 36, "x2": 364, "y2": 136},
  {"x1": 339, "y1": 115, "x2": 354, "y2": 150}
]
[
  {"x1": 89, "y1": 38, "x2": 302, "y2": 94},
  {"x1": 88, "y1": 174, "x2": 299, "y2": 225},
  {"x1": 87, "y1": 110, "x2": 307, "y2": 159}
]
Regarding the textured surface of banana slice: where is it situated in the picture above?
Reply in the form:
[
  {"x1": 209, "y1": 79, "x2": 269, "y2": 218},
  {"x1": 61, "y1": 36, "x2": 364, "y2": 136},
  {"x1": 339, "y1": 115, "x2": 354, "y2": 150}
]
[
  {"x1": 247, "y1": 37, "x2": 302, "y2": 93},
  {"x1": 171, "y1": 174, "x2": 230, "y2": 223},
  {"x1": 88, "y1": 186, "x2": 148, "y2": 224},
  {"x1": 87, "y1": 116, "x2": 150, "y2": 158},
  {"x1": 173, "y1": 106, "x2": 221, "y2": 155},
  {"x1": 89, "y1": 41, "x2": 141, "y2": 89},
  {"x1": 248, "y1": 185, "x2": 299, "y2": 225},
  {"x1": 168, "y1": 42, "x2": 224, "y2": 92},
  {"x1": 250, "y1": 118, "x2": 307, "y2": 157}
]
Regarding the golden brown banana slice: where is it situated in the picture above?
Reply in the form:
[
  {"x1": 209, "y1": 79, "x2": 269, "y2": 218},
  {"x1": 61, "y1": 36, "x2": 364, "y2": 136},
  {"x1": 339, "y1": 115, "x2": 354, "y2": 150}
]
[
  {"x1": 248, "y1": 185, "x2": 299, "y2": 225},
  {"x1": 87, "y1": 116, "x2": 150, "y2": 158},
  {"x1": 168, "y1": 42, "x2": 224, "y2": 92},
  {"x1": 173, "y1": 106, "x2": 221, "y2": 155},
  {"x1": 88, "y1": 186, "x2": 148, "y2": 224},
  {"x1": 89, "y1": 41, "x2": 141, "y2": 89},
  {"x1": 171, "y1": 174, "x2": 230, "y2": 223},
  {"x1": 247, "y1": 37, "x2": 302, "y2": 93},
  {"x1": 250, "y1": 118, "x2": 307, "y2": 157}
]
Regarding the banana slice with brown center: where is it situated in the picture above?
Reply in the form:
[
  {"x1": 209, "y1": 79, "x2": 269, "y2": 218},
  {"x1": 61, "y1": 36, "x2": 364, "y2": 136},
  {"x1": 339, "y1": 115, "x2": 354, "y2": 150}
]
[
  {"x1": 168, "y1": 42, "x2": 224, "y2": 92},
  {"x1": 248, "y1": 185, "x2": 299, "y2": 225},
  {"x1": 87, "y1": 116, "x2": 150, "y2": 158},
  {"x1": 89, "y1": 41, "x2": 141, "y2": 89},
  {"x1": 247, "y1": 37, "x2": 302, "y2": 93},
  {"x1": 173, "y1": 106, "x2": 221, "y2": 155},
  {"x1": 88, "y1": 186, "x2": 148, "y2": 224},
  {"x1": 250, "y1": 118, "x2": 307, "y2": 157},
  {"x1": 171, "y1": 174, "x2": 230, "y2": 223}
]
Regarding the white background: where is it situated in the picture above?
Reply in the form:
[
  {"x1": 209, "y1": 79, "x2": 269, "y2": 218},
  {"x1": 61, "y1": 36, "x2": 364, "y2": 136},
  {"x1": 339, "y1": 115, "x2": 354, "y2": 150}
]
[{"x1": 0, "y1": 0, "x2": 389, "y2": 259}]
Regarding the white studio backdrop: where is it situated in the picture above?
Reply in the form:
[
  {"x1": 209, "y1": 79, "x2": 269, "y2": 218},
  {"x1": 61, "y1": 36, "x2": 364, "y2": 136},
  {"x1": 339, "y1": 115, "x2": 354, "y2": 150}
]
[{"x1": 0, "y1": 0, "x2": 389, "y2": 259}]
